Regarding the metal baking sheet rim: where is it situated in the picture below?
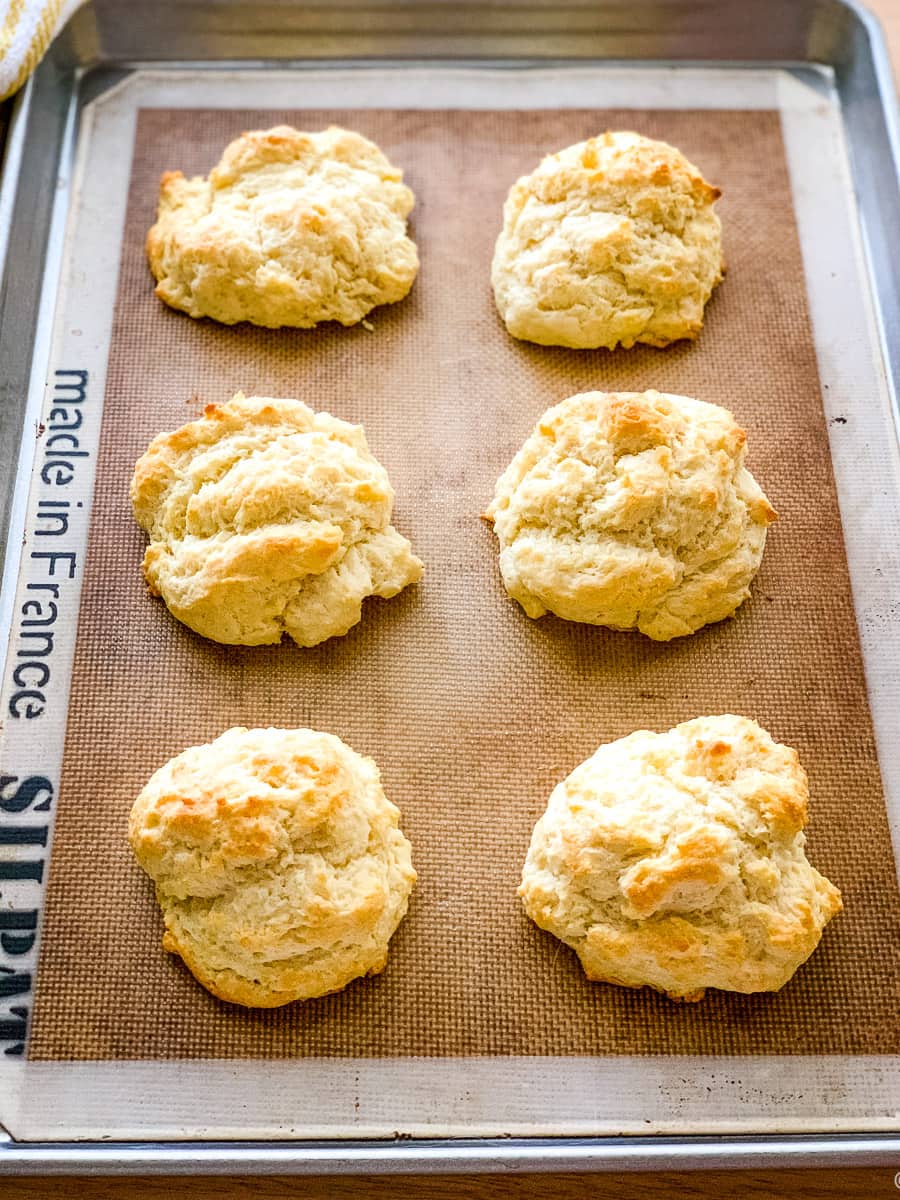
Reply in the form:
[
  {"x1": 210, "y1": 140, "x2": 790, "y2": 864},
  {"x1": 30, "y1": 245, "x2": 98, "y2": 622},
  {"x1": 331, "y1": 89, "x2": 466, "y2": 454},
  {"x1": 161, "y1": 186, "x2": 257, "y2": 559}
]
[{"x1": 1, "y1": 16, "x2": 900, "y2": 1171}]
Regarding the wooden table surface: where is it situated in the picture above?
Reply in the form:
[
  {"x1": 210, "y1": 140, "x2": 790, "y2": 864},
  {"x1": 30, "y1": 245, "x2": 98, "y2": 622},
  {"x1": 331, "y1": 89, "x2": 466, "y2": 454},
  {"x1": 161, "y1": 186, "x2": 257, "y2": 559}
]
[{"x1": 4, "y1": 2, "x2": 899, "y2": 1197}]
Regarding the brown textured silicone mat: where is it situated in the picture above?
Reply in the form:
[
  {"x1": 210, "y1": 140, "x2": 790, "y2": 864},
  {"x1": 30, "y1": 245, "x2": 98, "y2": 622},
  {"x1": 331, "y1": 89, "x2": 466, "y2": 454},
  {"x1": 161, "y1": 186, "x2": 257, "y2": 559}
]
[{"x1": 29, "y1": 107, "x2": 900, "y2": 1061}]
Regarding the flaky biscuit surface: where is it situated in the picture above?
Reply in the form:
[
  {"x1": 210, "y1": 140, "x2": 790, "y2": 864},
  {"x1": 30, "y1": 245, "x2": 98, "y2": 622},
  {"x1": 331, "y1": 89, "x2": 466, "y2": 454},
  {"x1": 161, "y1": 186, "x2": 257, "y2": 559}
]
[
  {"x1": 130, "y1": 392, "x2": 423, "y2": 646},
  {"x1": 129, "y1": 726, "x2": 417, "y2": 1007},
  {"x1": 491, "y1": 131, "x2": 723, "y2": 350},
  {"x1": 146, "y1": 125, "x2": 418, "y2": 328},
  {"x1": 485, "y1": 389, "x2": 776, "y2": 640},
  {"x1": 520, "y1": 715, "x2": 842, "y2": 1000}
]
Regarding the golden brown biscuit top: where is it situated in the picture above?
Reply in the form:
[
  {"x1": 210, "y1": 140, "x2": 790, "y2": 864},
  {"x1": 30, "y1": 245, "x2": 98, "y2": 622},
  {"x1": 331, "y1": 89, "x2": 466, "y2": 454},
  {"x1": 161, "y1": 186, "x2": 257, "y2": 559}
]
[
  {"x1": 510, "y1": 130, "x2": 720, "y2": 215},
  {"x1": 129, "y1": 726, "x2": 382, "y2": 899},
  {"x1": 128, "y1": 727, "x2": 417, "y2": 1007},
  {"x1": 131, "y1": 392, "x2": 380, "y2": 539},
  {"x1": 520, "y1": 715, "x2": 842, "y2": 999}
]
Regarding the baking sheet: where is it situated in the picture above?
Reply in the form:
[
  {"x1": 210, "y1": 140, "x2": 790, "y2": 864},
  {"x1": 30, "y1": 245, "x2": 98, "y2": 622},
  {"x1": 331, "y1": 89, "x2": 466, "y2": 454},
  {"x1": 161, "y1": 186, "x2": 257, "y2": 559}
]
[{"x1": 1, "y1": 65, "x2": 899, "y2": 1139}]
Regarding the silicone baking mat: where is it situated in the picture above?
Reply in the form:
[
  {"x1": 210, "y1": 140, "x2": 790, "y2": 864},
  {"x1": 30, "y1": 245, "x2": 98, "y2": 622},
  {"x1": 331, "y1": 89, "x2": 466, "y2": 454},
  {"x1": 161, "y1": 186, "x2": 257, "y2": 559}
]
[{"x1": 27, "y1": 105, "x2": 900, "y2": 1061}]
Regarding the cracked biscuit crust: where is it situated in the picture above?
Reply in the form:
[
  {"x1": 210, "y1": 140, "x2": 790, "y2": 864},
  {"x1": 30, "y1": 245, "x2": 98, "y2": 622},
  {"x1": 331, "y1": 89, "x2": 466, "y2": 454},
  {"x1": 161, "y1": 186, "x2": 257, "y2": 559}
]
[
  {"x1": 146, "y1": 125, "x2": 419, "y2": 328},
  {"x1": 128, "y1": 726, "x2": 417, "y2": 1007},
  {"x1": 485, "y1": 390, "x2": 776, "y2": 640},
  {"x1": 491, "y1": 131, "x2": 724, "y2": 350},
  {"x1": 130, "y1": 392, "x2": 423, "y2": 646},
  {"x1": 520, "y1": 715, "x2": 842, "y2": 1000}
]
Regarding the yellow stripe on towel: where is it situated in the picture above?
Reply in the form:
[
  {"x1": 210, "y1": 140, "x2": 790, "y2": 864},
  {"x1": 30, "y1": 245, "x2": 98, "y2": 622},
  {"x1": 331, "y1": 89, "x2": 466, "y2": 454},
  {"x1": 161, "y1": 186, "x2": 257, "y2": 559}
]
[{"x1": 1, "y1": 0, "x2": 64, "y2": 101}]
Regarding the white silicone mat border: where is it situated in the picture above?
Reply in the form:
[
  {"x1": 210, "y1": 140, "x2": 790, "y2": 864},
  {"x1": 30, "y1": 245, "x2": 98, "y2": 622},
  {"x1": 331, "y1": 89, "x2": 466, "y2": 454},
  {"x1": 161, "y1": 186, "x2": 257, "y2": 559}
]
[{"x1": 0, "y1": 64, "x2": 898, "y2": 1141}]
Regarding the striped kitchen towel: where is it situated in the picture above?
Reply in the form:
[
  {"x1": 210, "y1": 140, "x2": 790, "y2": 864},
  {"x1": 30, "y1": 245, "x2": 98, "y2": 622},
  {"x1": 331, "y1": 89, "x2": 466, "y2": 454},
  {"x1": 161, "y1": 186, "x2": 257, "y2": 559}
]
[{"x1": 0, "y1": 0, "x2": 86, "y2": 100}]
